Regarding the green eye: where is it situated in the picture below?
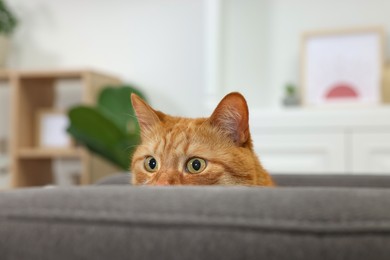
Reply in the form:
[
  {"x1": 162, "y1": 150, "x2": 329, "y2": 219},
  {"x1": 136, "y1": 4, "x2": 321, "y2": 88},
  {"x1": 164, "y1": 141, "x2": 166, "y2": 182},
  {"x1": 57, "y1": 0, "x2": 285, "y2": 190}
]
[
  {"x1": 144, "y1": 156, "x2": 158, "y2": 172},
  {"x1": 186, "y1": 158, "x2": 207, "y2": 174}
]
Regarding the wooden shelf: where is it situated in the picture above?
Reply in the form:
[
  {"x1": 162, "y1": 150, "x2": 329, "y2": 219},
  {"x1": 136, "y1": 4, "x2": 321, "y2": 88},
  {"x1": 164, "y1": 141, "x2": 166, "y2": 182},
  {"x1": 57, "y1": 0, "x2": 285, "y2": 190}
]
[
  {"x1": 8, "y1": 69, "x2": 123, "y2": 187},
  {"x1": 15, "y1": 69, "x2": 119, "y2": 80},
  {"x1": 0, "y1": 70, "x2": 10, "y2": 81},
  {"x1": 18, "y1": 147, "x2": 85, "y2": 159}
]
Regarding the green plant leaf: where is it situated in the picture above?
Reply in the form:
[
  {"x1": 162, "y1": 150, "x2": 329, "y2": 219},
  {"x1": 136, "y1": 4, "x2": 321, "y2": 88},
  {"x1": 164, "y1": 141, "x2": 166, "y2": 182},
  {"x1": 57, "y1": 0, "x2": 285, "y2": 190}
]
[
  {"x1": 67, "y1": 106, "x2": 140, "y2": 170},
  {"x1": 97, "y1": 85, "x2": 147, "y2": 133},
  {"x1": 0, "y1": 0, "x2": 18, "y2": 35}
]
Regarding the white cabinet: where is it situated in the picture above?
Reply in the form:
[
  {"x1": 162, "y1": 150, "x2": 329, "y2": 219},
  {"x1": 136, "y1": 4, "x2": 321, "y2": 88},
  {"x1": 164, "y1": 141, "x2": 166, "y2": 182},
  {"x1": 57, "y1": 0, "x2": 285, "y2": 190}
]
[
  {"x1": 252, "y1": 133, "x2": 346, "y2": 174},
  {"x1": 250, "y1": 108, "x2": 390, "y2": 175},
  {"x1": 351, "y1": 132, "x2": 390, "y2": 174}
]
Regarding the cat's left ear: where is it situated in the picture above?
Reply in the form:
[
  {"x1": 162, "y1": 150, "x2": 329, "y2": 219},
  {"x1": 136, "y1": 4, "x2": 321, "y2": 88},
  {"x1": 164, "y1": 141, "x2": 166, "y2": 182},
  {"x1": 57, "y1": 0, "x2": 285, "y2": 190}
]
[
  {"x1": 131, "y1": 94, "x2": 161, "y2": 132},
  {"x1": 209, "y1": 92, "x2": 249, "y2": 146}
]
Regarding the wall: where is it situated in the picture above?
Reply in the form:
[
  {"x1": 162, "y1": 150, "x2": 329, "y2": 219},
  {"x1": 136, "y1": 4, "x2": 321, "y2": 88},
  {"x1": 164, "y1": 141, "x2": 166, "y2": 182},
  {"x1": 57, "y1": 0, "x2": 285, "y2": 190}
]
[
  {"x1": 220, "y1": 0, "x2": 271, "y2": 107},
  {"x1": 220, "y1": 0, "x2": 390, "y2": 108},
  {"x1": 6, "y1": 0, "x2": 206, "y2": 117}
]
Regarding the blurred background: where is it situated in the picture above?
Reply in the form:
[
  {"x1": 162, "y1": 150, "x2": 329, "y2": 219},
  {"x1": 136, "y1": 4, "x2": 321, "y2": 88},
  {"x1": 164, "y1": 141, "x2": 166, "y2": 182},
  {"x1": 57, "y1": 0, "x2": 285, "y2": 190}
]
[{"x1": 1, "y1": 0, "x2": 390, "y2": 189}]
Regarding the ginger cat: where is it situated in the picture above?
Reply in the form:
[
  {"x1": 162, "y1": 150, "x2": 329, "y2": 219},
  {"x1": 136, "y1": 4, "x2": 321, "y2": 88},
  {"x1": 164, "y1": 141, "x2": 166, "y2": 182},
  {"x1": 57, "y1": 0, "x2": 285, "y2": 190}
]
[{"x1": 130, "y1": 92, "x2": 274, "y2": 186}]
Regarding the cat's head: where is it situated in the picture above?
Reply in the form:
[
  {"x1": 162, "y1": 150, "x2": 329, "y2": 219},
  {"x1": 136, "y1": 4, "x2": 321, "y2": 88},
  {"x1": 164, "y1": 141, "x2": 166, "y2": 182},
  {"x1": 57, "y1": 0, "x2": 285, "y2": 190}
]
[{"x1": 130, "y1": 92, "x2": 272, "y2": 186}]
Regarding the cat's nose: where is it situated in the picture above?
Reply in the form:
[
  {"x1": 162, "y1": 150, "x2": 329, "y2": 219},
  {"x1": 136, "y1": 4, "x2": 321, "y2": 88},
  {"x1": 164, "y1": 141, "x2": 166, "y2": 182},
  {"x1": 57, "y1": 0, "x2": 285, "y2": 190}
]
[
  {"x1": 155, "y1": 178, "x2": 178, "y2": 186},
  {"x1": 154, "y1": 180, "x2": 171, "y2": 186},
  {"x1": 154, "y1": 173, "x2": 180, "y2": 186}
]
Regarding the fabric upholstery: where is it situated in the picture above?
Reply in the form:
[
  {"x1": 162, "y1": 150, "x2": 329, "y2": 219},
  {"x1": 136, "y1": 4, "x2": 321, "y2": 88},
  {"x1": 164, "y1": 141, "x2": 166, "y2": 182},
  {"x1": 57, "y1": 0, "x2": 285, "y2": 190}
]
[
  {"x1": 1, "y1": 186, "x2": 390, "y2": 260},
  {"x1": 96, "y1": 173, "x2": 390, "y2": 188},
  {"x1": 272, "y1": 174, "x2": 390, "y2": 188}
]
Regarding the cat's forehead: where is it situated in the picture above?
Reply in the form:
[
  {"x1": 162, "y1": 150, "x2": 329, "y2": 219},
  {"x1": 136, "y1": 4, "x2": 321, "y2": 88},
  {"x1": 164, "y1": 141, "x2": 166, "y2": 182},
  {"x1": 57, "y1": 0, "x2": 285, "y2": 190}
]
[
  {"x1": 160, "y1": 115, "x2": 207, "y2": 132},
  {"x1": 142, "y1": 115, "x2": 216, "y2": 148}
]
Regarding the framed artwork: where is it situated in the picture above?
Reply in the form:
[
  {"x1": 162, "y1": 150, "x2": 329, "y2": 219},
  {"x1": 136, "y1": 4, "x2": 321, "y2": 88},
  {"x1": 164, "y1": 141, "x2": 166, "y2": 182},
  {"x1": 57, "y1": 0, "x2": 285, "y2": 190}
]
[
  {"x1": 36, "y1": 110, "x2": 72, "y2": 148},
  {"x1": 301, "y1": 28, "x2": 384, "y2": 106},
  {"x1": 384, "y1": 62, "x2": 390, "y2": 103}
]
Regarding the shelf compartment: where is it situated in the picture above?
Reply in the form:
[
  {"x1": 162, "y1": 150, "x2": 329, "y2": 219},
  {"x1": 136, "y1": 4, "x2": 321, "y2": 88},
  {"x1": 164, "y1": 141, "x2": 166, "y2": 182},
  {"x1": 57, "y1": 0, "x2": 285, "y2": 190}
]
[{"x1": 9, "y1": 69, "x2": 122, "y2": 187}]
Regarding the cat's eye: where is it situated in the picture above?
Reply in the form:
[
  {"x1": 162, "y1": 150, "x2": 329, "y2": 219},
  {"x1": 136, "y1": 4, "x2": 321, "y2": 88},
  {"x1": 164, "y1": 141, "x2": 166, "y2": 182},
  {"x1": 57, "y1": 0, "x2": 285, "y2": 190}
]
[
  {"x1": 186, "y1": 158, "x2": 207, "y2": 174},
  {"x1": 144, "y1": 156, "x2": 158, "y2": 172}
]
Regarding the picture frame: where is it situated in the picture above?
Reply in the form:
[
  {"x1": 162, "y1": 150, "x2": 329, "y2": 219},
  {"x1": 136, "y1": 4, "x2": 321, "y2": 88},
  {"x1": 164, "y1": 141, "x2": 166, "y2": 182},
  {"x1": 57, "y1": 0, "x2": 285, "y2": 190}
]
[
  {"x1": 36, "y1": 110, "x2": 73, "y2": 149},
  {"x1": 384, "y1": 62, "x2": 390, "y2": 103},
  {"x1": 301, "y1": 27, "x2": 385, "y2": 106}
]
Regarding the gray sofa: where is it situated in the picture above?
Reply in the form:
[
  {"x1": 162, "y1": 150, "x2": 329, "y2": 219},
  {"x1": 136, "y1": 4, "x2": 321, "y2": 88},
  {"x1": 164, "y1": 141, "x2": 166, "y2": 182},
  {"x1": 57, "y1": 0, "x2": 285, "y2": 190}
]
[{"x1": 1, "y1": 174, "x2": 390, "y2": 260}]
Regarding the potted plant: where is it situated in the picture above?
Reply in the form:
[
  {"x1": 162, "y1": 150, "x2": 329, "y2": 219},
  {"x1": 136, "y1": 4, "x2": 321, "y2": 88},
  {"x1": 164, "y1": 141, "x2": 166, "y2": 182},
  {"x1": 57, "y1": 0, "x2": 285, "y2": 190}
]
[
  {"x1": 282, "y1": 83, "x2": 300, "y2": 106},
  {"x1": 0, "y1": 0, "x2": 17, "y2": 67},
  {"x1": 67, "y1": 85, "x2": 147, "y2": 171}
]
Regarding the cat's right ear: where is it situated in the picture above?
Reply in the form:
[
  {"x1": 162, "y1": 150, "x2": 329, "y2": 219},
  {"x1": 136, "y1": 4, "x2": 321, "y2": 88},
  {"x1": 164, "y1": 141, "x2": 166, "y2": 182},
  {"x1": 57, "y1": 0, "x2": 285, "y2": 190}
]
[
  {"x1": 209, "y1": 92, "x2": 250, "y2": 146},
  {"x1": 131, "y1": 94, "x2": 160, "y2": 132}
]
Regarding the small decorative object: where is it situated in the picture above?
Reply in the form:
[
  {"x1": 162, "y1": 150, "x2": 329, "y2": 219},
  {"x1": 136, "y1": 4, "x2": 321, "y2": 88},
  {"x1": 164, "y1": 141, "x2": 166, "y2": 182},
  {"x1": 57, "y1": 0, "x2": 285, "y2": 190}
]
[
  {"x1": 282, "y1": 83, "x2": 300, "y2": 107},
  {"x1": 0, "y1": 0, "x2": 18, "y2": 67},
  {"x1": 53, "y1": 159, "x2": 81, "y2": 186},
  {"x1": 301, "y1": 28, "x2": 384, "y2": 106},
  {"x1": 37, "y1": 110, "x2": 72, "y2": 149}
]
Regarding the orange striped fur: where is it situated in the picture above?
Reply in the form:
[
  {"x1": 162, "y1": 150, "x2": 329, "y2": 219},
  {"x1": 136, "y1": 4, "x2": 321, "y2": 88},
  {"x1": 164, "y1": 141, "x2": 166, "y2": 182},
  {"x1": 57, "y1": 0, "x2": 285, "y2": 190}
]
[{"x1": 130, "y1": 92, "x2": 274, "y2": 186}]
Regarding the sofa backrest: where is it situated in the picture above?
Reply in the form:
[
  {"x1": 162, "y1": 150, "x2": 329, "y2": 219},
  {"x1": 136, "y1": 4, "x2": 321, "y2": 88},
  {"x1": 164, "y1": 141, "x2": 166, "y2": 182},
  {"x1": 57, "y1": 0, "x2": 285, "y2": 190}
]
[{"x1": 96, "y1": 173, "x2": 390, "y2": 188}]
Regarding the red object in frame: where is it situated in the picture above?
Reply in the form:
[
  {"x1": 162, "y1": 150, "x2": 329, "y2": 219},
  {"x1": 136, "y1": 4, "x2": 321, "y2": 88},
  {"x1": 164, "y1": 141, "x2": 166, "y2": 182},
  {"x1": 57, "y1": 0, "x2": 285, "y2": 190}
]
[{"x1": 325, "y1": 83, "x2": 359, "y2": 99}]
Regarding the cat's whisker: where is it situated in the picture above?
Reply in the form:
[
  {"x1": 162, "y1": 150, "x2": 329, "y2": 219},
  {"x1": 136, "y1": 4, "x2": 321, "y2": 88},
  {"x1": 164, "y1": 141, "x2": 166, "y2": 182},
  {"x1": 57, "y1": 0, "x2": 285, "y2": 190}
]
[
  {"x1": 124, "y1": 145, "x2": 139, "y2": 152},
  {"x1": 139, "y1": 131, "x2": 158, "y2": 144},
  {"x1": 123, "y1": 113, "x2": 139, "y2": 120},
  {"x1": 142, "y1": 179, "x2": 153, "y2": 185}
]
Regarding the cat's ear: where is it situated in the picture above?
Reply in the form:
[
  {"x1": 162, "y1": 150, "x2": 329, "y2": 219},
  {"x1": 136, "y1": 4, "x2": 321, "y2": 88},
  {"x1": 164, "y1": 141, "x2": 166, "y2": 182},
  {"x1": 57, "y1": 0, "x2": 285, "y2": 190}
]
[
  {"x1": 131, "y1": 94, "x2": 160, "y2": 132},
  {"x1": 209, "y1": 92, "x2": 249, "y2": 146}
]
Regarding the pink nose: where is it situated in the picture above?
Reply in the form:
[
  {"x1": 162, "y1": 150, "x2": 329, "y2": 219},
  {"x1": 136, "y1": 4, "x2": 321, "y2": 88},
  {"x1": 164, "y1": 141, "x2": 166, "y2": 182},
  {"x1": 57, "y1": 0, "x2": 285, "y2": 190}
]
[
  {"x1": 153, "y1": 174, "x2": 180, "y2": 186},
  {"x1": 154, "y1": 179, "x2": 171, "y2": 186},
  {"x1": 152, "y1": 171, "x2": 181, "y2": 186}
]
